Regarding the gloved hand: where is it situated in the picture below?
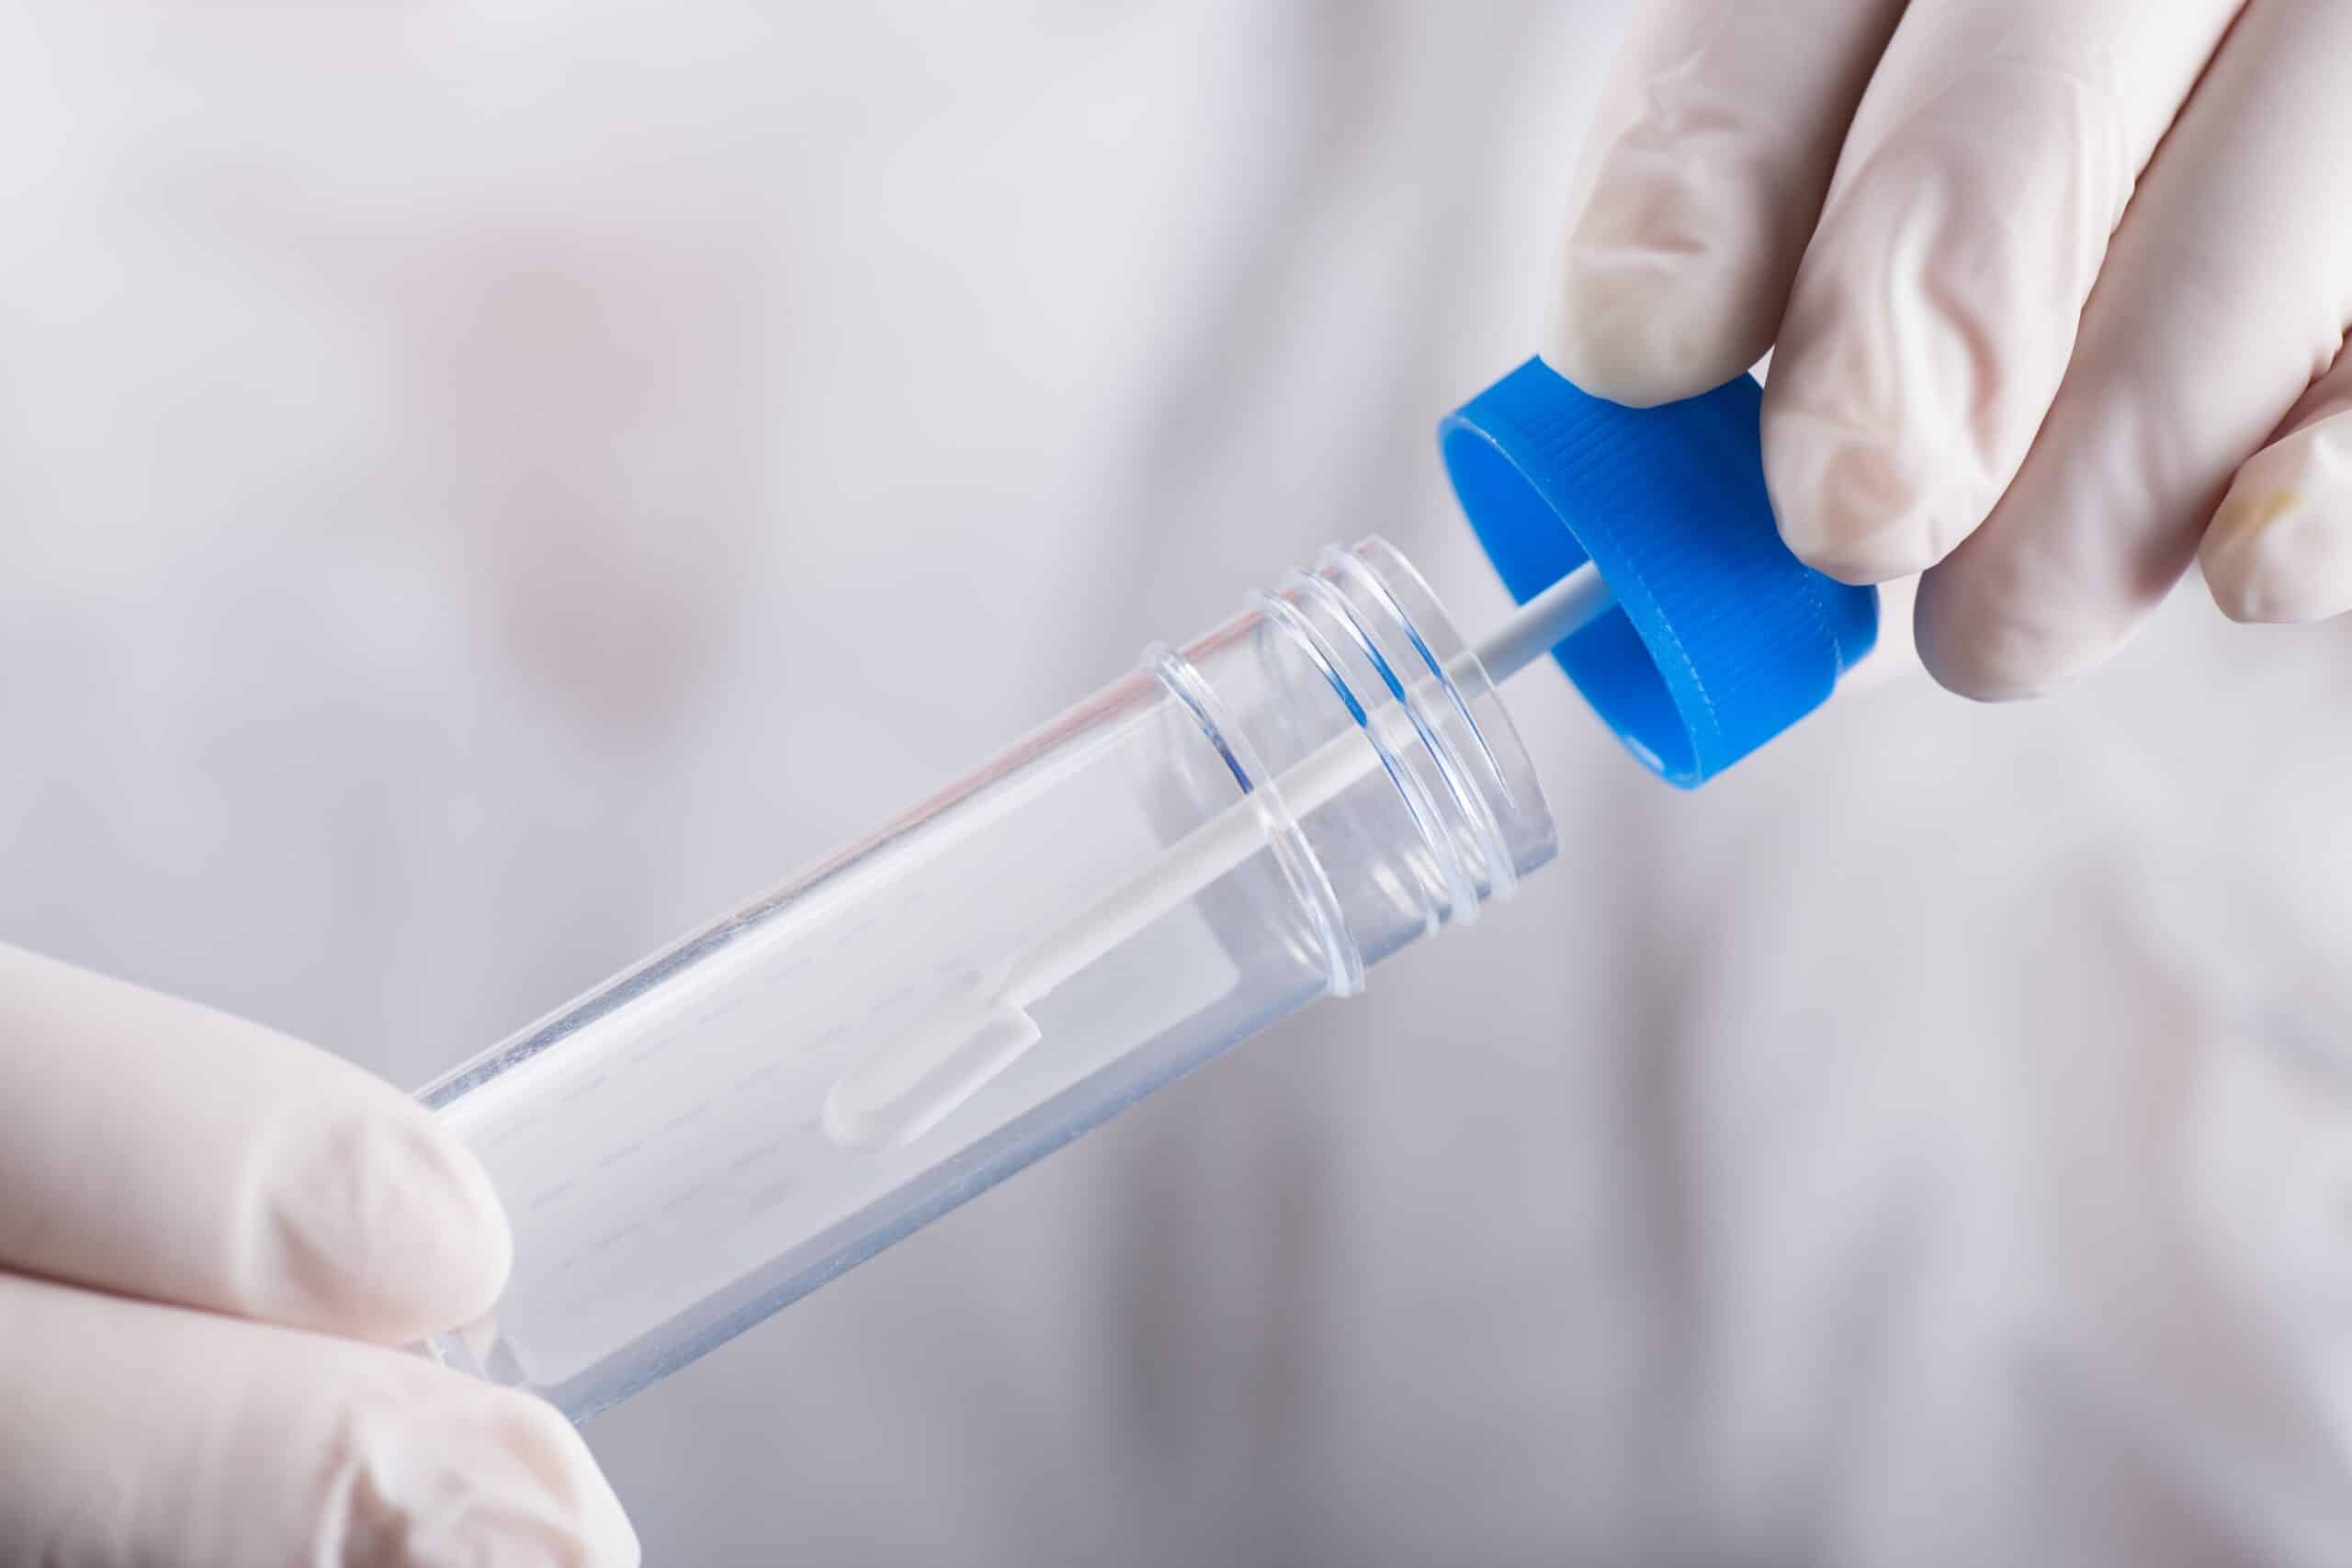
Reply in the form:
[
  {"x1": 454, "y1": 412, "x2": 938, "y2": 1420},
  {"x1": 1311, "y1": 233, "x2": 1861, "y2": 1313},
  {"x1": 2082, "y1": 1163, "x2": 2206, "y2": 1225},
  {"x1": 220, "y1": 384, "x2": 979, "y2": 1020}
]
[
  {"x1": 1547, "y1": 0, "x2": 2352, "y2": 697},
  {"x1": 0, "y1": 943, "x2": 638, "y2": 1566}
]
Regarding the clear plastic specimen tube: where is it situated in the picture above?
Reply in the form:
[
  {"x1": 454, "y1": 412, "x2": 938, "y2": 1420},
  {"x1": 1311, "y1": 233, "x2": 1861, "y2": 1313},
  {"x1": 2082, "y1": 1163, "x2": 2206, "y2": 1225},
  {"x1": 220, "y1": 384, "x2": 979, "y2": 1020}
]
[{"x1": 418, "y1": 537, "x2": 1576, "y2": 1420}]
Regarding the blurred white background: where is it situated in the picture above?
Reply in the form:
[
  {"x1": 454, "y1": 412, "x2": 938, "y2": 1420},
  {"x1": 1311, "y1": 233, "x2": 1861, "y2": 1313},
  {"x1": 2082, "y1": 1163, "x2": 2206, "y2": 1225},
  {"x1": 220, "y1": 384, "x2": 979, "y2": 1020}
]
[{"x1": 7, "y1": 3, "x2": 2352, "y2": 1562}]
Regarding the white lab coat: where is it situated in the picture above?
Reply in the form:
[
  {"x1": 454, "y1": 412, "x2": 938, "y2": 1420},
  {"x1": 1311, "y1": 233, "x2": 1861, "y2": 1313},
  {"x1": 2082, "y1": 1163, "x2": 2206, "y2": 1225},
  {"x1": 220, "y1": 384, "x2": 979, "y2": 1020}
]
[{"x1": 5, "y1": 2, "x2": 2350, "y2": 1562}]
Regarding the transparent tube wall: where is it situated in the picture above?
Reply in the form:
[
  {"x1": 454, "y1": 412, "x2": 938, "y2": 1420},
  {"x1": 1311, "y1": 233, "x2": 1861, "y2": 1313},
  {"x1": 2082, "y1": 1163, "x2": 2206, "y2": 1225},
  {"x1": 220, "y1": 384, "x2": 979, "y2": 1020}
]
[{"x1": 419, "y1": 538, "x2": 1559, "y2": 1419}]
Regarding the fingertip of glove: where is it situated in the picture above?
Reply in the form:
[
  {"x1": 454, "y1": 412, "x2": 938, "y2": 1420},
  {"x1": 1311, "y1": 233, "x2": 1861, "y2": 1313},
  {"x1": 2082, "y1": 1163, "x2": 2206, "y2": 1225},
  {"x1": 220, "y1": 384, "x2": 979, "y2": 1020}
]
[
  {"x1": 460, "y1": 1385, "x2": 641, "y2": 1568},
  {"x1": 1548, "y1": 126, "x2": 1794, "y2": 411},
  {"x1": 1912, "y1": 566, "x2": 2119, "y2": 703},
  {"x1": 2200, "y1": 440, "x2": 2352, "y2": 624},
  {"x1": 259, "y1": 1094, "x2": 514, "y2": 1342},
  {"x1": 324, "y1": 1372, "x2": 639, "y2": 1568},
  {"x1": 1539, "y1": 305, "x2": 1710, "y2": 411},
  {"x1": 393, "y1": 1110, "x2": 515, "y2": 1326},
  {"x1": 1760, "y1": 399, "x2": 1973, "y2": 586},
  {"x1": 1544, "y1": 259, "x2": 1760, "y2": 411}
]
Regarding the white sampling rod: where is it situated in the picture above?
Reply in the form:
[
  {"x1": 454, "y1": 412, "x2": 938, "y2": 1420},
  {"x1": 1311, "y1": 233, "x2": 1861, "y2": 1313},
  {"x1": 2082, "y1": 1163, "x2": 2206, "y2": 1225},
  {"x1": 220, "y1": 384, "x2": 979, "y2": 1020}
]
[{"x1": 991, "y1": 561, "x2": 1611, "y2": 1008}]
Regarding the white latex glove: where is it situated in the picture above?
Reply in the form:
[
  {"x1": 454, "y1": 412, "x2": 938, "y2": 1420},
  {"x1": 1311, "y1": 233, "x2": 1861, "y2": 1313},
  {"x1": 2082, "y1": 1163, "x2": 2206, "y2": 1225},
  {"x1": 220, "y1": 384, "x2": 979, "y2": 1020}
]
[
  {"x1": 1548, "y1": 0, "x2": 2352, "y2": 697},
  {"x1": 0, "y1": 943, "x2": 639, "y2": 1567}
]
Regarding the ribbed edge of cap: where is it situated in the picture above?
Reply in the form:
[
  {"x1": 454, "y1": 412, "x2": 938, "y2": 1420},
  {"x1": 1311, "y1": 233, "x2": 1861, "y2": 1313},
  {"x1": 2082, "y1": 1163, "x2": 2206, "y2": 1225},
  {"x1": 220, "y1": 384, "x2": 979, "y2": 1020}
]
[{"x1": 1440, "y1": 358, "x2": 1876, "y2": 788}]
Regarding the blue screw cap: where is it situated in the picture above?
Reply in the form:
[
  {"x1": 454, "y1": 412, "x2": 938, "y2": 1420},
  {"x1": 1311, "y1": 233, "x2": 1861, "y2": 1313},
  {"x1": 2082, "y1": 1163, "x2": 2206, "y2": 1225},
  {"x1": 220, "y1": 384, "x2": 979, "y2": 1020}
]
[{"x1": 1441, "y1": 357, "x2": 1877, "y2": 788}]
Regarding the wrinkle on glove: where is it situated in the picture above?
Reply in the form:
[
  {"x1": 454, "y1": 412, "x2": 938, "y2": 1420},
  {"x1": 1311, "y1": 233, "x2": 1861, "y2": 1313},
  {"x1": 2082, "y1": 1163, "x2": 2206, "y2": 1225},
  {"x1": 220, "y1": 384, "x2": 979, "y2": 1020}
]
[
  {"x1": 0, "y1": 943, "x2": 639, "y2": 1568},
  {"x1": 1552, "y1": 0, "x2": 2352, "y2": 698}
]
